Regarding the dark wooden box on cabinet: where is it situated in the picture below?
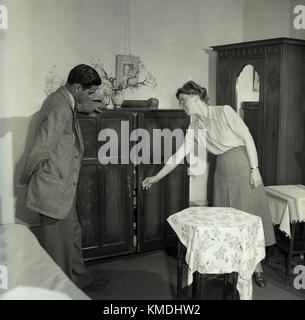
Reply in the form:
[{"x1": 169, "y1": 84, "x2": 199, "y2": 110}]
[
  {"x1": 212, "y1": 38, "x2": 305, "y2": 186},
  {"x1": 76, "y1": 109, "x2": 190, "y2": 261}
]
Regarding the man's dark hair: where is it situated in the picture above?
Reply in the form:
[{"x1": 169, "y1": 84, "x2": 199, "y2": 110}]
[{"x1": 67, "y1": 64, "x2": 101, "y2": 88}]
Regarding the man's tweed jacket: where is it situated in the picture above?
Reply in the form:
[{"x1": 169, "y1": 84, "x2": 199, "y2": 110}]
[{"x1": 21, "y1": 86, "x2": 84, "y2": 219}]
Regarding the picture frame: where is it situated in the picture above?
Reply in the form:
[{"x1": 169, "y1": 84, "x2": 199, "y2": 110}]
[{"x1": 115, "y1": 55, "x2": 139, "y2": 87}]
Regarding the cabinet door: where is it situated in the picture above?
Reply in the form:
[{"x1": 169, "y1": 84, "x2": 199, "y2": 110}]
[
  {"x1": 138, "y1": 164, "x2": 165, "y2": 252},
  {"x1": 96, "y1": 163, "x2": 134, "y2": 258},
  {"x1": 137, "y1": 111, "x2": 189, "y2": 252},
  {"x1": 77, "y1": 112, "x2": 135, "y2": 260}
]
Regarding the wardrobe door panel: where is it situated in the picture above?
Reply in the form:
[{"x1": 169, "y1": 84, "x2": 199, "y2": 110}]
[
  {"x1": 77, "y1": 112, "x2": 135, "y2": 260},
  {"x1": 278, "y1": 44, "x2": 305, "y2": 184},
  {"x1": 137, "y1": 164, "x2": 165, "y2": 252},
  {"x1": 97, "y1": 164, "x2": 134, "y2": 257},
  {"x1": 263, "y1": 47, "x2": 281, "y2": 185}
]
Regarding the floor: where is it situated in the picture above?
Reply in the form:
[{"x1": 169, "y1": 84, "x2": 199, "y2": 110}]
[{"x1": 83, "y1": 249, "x2": 305, "y2": 300}]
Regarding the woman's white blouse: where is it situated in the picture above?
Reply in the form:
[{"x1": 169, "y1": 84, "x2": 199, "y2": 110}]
[{"x1": 166, "y1": 105, "x2": 255, "y2": 166}]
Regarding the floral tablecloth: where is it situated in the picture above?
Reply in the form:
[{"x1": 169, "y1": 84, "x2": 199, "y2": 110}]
[
  {"x1": 167, "y1": 207, "x2": 266, "y2": 300},
  {"x1": 265, "y1": 185, "x2": 305, "y2": 238}
]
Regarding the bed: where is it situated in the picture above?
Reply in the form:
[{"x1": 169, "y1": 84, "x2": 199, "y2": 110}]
[{"x1": 0, "y1": 223, "x2": 90, "y2": 300}]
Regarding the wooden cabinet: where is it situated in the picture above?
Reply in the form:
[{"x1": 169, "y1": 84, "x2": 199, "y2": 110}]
[
  {"x1": 212, "y1": 38, "x2": 305, "y2": 186},
  {"x1": 76, "y1": 109, "x2": 189, "y2": 261}
]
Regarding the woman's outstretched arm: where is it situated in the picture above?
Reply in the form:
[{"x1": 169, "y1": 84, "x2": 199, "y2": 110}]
[
  {"x1": 142, "y1": 129, "x2": 195, "y2": 190},
  {"x1": 142, "y1": 154, "x2": 180, "y2": 190}
]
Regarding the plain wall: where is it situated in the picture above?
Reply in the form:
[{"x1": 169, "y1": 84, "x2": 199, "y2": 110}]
[
  {"x1": 243, "y1": 0, "x2": 305, "y2": 41},
  {"x1": 243, "y1": 0, "x2": 290, "y2": 41}
]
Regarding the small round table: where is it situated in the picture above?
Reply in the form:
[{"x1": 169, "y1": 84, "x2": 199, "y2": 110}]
[{"x1": 167, "y1": 207, "x2": 266, "y2": 300}]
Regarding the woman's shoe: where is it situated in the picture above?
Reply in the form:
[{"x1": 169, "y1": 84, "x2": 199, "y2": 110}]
[{"x1": 253, "y1": 272, "x2": 267, "y2": 288}]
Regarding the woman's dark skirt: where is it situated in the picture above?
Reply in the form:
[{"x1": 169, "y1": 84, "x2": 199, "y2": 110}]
[{"x1": 214, "y1": 146, "x2": 276, "y2": 247}]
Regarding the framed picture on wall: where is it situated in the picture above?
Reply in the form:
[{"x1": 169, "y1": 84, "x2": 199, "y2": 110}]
[{"x1": 115, "y1": 55, "x2": 139, "y2": 87}]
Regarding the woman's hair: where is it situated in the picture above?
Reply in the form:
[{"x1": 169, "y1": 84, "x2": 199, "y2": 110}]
[
  {"x1": 176, "y1": 81, "x2": 208, "y2": 102},
  {"x1": 67, "y1": 64, "x2": 102, "y2": 89}
]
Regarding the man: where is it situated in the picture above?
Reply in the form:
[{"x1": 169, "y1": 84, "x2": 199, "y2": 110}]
[{"x1": 20, "y1": 64, "x2": 107, "y2": 290}]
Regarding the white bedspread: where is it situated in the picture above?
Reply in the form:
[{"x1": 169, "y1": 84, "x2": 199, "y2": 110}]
[{"x1": 0, "y1": 223, "x2": 90, "y2": 300}]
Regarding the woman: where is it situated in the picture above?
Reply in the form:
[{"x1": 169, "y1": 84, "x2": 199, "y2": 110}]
[{"x1": 142, "y1": 80, "x2": 275, "y2": 287}]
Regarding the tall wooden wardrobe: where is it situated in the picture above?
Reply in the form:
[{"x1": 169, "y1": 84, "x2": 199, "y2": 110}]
[{"x1": 212, "y1": 38, "x2": 305, "y2": 186}]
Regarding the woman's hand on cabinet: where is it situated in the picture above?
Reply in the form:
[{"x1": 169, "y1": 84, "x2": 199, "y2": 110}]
[{"x1": 142, "y1": 176, "x2": 160, "y2": 190}]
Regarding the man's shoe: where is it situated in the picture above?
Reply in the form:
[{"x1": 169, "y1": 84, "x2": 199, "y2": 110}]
[
  {"x1": 83, "y1": 278, "x2": 109, "y2": 291},
  {"x1": 253, "y1": 272, "x2": 267, "y2": 288}
]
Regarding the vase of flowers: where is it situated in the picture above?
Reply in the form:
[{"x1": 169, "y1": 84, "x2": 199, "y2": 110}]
[{"x1": 111, "y1": 89, "x2": 124, "y2": 108}]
